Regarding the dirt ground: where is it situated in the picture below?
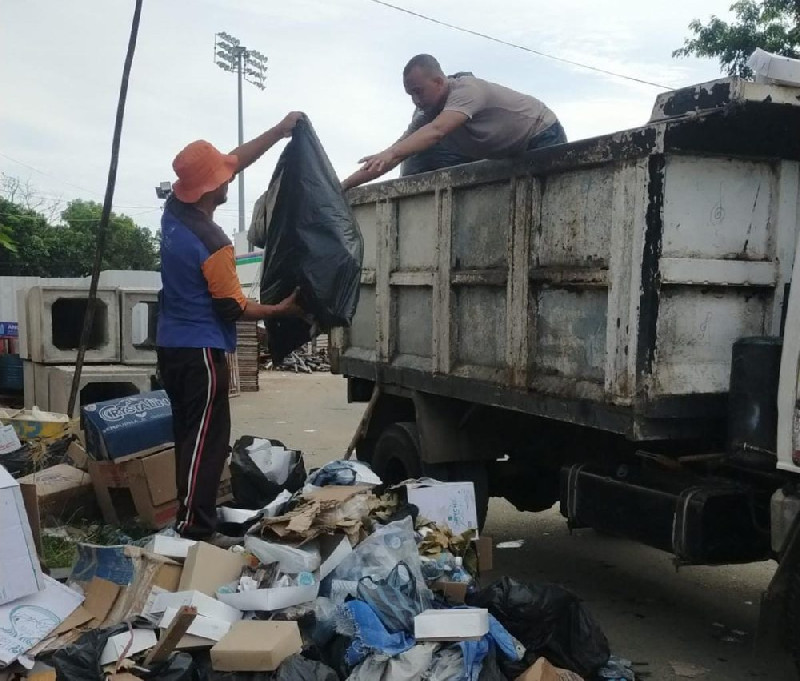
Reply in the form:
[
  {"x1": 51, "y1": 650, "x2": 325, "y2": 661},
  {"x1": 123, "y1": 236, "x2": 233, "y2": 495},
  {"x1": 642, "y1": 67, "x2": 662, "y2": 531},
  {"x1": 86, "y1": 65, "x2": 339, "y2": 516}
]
[{"x1": 231, "y1": 371, "x2": 796, "y2": 681}]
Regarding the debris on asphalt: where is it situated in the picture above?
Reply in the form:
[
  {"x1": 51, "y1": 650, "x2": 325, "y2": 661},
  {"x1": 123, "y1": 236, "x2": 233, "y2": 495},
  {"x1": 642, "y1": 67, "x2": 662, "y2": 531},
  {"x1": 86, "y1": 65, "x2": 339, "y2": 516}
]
[
  {"x1": 0, "y1": 410, "x2": 633, "y2": 680},
  {"x1": 497, "y1": 540, "x2": 526, "y2": 549},
  {"x1": 668, "y1": 660, "x2": 709, "y2": 678}
]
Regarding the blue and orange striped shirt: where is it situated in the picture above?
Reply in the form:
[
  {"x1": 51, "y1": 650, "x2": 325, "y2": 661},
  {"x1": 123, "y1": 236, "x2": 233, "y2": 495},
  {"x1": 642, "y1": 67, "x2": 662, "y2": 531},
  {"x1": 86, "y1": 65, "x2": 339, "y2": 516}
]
[{"x1": 157, "y1": 196, "x2": 247, "y2": 353}]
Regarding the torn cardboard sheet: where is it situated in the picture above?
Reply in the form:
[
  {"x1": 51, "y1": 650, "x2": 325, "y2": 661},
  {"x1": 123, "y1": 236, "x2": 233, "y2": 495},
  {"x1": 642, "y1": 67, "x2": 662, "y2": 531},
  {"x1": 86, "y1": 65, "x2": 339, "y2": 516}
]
[
  {"x1": 0, "y1": 576, "x2": 83, "y2": 666},
  {"x1": 257, "y1": 485, "x2": 372, "y2": 544}
]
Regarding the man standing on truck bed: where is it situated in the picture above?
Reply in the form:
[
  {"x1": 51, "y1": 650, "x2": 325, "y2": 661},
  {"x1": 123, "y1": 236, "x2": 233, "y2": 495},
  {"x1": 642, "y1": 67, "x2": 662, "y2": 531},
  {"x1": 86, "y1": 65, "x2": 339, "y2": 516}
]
[
  {"x1": 157, "y1": 112, "x2": 305, "y2": 547},
  {"x1": 342, "y1": 54, "x2": 566, "y2": 190}
]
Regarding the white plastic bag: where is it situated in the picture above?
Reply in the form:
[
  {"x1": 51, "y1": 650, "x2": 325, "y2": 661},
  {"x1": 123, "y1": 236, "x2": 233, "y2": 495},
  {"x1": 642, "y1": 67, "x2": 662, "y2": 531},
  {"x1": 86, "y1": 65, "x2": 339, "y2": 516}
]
[{"x1": 244, "y1": 536, "x2": 321, "y2": 573}]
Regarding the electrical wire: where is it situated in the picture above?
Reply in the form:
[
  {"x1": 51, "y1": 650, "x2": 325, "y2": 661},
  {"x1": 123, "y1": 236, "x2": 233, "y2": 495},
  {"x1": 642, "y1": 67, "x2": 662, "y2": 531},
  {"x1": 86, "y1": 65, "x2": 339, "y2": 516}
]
[{"x1": 366, "y1": 0, "x2": 671, "y2": 90}]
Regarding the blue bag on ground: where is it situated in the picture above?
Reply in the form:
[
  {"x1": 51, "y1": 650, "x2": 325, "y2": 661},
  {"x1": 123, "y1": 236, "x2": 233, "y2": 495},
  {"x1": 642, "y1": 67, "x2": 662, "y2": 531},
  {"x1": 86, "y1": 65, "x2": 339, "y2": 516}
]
[{"x1": 257, "y1": 116, "x2": 363, "y2": 363}]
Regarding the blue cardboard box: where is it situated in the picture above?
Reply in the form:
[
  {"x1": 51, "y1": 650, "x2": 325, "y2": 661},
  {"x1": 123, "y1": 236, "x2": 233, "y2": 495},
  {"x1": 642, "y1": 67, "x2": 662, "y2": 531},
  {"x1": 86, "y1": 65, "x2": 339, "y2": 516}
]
[{"x1": 82, "y1": 390, "x2": 173, "y2": 461}]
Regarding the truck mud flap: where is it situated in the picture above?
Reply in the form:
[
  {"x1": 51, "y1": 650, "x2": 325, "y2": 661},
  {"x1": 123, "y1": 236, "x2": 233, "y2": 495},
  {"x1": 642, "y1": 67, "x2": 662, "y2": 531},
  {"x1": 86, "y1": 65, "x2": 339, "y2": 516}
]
[{"x1": 561, "y1": 463, "x2": 771, "y2": 566}]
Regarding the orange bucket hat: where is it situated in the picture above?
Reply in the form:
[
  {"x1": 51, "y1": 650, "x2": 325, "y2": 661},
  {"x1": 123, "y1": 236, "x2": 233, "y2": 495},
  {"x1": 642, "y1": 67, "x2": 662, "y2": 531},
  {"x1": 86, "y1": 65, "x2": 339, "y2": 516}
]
[{"x1": 171, "y1": 140, "x2": 238, "y2": 203}]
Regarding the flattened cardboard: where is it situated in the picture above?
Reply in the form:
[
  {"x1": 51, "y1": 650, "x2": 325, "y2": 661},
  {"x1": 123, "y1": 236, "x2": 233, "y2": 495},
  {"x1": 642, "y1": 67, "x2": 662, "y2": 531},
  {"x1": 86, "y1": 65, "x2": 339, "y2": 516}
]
[
  {"x1": 0, "y1": 465, "x2": 44, "y2": 606},
  {"x1": 210, "y1": 621, "x2": 302, "y2": 672},
  {"x1": 405, "y1": 480, "x2": 478, "y2": 537},
  {"x1": 178, "y1": 543, "x2": 247, "y2": 596},
  {"x1": 0, "y1": 575, "x2": 83, "y2": 666}
]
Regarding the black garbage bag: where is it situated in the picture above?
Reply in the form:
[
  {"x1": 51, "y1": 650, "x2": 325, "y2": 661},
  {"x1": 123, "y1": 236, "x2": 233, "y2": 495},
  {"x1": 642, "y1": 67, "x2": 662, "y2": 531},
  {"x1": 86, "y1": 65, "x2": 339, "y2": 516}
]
[
  {"x1": 54, "y1": 624, "x2": 127, "y2": 680},
  {"x1": 466, "y1": 577, "x2": 610, "y2": 678},
  {"x1": 275, "y1": 654, "x2": 338, "y2": 681},
  {"x1": 258, "y1": 116, "x2": 363, "y2": 363},
  {"x1": 53, "y1": 624, "x2": 193, "y2": 681},
  {"x1": 230, "y1": 435, "x2": 306, "y2": 510}
]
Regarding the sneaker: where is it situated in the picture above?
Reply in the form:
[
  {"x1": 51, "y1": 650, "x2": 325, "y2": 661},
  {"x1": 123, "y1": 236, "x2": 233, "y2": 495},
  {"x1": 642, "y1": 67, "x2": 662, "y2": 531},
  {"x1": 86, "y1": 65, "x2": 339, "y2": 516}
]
[{"x1": 205, "y1": 532, "x2": 245, "y2": 549}]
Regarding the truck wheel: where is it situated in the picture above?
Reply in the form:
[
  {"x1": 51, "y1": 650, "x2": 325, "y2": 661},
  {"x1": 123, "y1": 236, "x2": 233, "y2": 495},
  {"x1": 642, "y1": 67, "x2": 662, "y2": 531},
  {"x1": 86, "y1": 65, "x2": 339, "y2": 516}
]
[
  {"x1": 788, "y1": 560, "x2": 800, "y2": 675},
  {"x1": 372, "y1": 422, "x2": 423, "y2": 485},
  {"x1": 422, "y1": 461, "x2": 489, "y2": 532}
]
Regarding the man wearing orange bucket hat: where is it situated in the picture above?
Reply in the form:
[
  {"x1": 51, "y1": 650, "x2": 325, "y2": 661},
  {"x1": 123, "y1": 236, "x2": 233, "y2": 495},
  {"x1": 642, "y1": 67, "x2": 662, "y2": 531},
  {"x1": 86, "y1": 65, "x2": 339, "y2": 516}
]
[{"x1": 157, "y1": 111, "x2": 304, "y2": 545}]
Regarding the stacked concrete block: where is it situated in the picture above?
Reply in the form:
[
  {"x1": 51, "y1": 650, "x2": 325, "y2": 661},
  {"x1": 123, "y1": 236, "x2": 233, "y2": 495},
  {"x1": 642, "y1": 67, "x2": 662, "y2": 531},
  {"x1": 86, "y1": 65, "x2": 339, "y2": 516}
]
[
  {"x1": 47, "y1": 365, "x2": 156, "y2": 418},
  {"x1": 19, "y1": 283, "x2": 159, "y2": 415},
  {"x1": 22, "y1": 286, "x2": 121, "y2": 364},
  {"x1": 119, "y1": 288, "x2": 159, "y2": 365},
  {"x1": 21, "y1": 359, "x2": 52, "y2": 410}
]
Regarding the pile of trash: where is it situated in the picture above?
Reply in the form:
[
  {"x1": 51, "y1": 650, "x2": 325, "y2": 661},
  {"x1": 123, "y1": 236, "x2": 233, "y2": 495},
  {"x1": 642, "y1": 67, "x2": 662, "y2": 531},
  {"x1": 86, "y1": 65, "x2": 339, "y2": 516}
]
[
  {"x1": 0, "y1": 428, "x2": 634, "y2": 681},
  {"x1": 264, "y1": 347, "x2": 331, "y2": 374}
]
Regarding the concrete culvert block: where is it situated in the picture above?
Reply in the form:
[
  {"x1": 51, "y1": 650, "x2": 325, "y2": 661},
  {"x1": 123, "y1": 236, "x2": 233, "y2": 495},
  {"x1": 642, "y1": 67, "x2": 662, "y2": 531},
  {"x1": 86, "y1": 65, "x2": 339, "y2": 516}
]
[
  {"x1": 46, "y1": 364, "x2": 156, "y2": 417},
  {"x1": 26, "y1": 286, "x2": 121, "y2": 364},
  {"x1": 119, "y1": 288, "x2": 159, "y2": 365}
]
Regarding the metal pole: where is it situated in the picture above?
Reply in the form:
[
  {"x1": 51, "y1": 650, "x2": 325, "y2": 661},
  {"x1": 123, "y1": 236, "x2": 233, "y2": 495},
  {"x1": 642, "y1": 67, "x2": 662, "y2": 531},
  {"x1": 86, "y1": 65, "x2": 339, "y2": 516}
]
[
  {"x1": 67, "y1": 0, "x2": 144, "y2": 418},
  {"x1": 237, "y1": 48, "x2": 245, "y2": 233}
]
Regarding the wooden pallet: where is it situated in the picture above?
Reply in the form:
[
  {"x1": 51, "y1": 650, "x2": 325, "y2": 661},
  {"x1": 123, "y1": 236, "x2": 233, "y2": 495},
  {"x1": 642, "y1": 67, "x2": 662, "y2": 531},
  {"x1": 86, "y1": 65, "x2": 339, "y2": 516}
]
[
  {"x1": 226, "y1": 351, "x2": 240, "y2": 397},
  {"x1": 236, "y1": 321, "x2": 260, "y2": 392}
]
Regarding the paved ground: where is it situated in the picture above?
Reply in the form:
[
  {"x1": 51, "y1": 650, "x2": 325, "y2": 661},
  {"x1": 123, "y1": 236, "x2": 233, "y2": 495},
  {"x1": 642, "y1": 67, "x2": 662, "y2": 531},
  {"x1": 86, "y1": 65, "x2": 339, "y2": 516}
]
[{"x1": 232, "y1": 371, "x2": 796, "y2": 680}]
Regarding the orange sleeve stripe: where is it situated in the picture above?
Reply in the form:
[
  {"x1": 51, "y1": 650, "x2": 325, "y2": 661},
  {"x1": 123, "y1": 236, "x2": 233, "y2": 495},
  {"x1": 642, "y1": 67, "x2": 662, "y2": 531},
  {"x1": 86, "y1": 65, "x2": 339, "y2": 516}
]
[{"x1": 201, "y1": 245, "x2": 247, "y2": 309}]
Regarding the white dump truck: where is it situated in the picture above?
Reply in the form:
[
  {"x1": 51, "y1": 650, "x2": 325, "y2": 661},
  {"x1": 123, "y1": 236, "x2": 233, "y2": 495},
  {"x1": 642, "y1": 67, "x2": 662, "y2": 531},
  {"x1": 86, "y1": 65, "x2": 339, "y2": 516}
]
[{"x1": 332, "y1": 78, "x2": 800, "y2": 664}]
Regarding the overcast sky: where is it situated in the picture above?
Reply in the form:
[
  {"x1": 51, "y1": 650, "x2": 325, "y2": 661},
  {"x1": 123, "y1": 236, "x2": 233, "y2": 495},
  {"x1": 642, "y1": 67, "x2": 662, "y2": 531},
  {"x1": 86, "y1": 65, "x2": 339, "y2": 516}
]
[{"x1": 1, "y1": 0, "x2": 733, "y2": 241}]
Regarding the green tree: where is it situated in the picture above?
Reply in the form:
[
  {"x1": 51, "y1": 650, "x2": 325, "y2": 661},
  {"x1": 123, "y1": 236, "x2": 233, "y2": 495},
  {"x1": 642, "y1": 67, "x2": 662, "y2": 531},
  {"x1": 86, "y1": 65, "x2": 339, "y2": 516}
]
[
  {"x1": 61, "y1": 200, "x2": 159, "y2": 274},
  {"x1": 674, "y1": 0, "x2": 800, "y2": 76},
  {"x1": 0, "y1": 196, "x2": 159, "y2": 277}
]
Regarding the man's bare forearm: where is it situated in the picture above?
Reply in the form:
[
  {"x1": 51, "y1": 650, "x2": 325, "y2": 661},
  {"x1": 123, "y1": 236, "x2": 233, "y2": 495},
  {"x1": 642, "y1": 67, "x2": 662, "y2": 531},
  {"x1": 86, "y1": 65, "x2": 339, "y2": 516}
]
[
  {"x1": 240, "y1": 299, "x2": 287, "y2": 320},
  {"x1": 230, "y1": 127, "x2": 285, "y2": 174},
  {"x1": 342, "y1": 166, "x2": 384, "y2": 191}
]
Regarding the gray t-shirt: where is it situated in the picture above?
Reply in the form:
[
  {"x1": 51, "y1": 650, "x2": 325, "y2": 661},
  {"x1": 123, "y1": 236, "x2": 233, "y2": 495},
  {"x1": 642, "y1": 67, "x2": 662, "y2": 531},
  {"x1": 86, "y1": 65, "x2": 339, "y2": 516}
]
[{"x1": 405, "y1": 75, "x2": 558, "y2": 159}]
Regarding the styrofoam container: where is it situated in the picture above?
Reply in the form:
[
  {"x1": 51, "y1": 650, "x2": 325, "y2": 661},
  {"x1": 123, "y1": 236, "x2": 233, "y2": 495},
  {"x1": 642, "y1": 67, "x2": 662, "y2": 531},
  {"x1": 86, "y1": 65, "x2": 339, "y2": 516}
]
[{"x1": 414, "y1": 608, "x2": 489, "y2": 641}]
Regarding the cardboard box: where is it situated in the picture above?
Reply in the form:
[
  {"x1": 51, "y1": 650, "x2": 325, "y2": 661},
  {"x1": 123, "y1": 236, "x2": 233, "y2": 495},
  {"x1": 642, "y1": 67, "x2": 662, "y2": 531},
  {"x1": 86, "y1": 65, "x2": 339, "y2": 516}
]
[
  {"x1": 0, "y1": 464, "x2": 45, "y2": 605},
  {"x1": 210, "y1": 621, "x2": 302, "y2": 672},
  {"x1": 216, "y1": 583, "x2": 318, "y2": 612},
  {"x1": 178, "y1": 542, "x2": 247, "y2": 596},
  {"x1": 99, "y1": 628, "x2": 157, "y2": 666},
  {"x1": 160, "y1": 607, "x2": 231, "y2": 643},
  {"x1": 150, "y1": 590, "x2": 242, "y2": 624},
  {"x1": 432, "y1": 580, "x2": 469, "y2": 604},
  {"x1": 475, "y1": 535, "x2": 493, "y2": 573},
  {"x1": 405, "y1": 480, "x2": 478, "y2": 537},
  {"x1": 88, "y1": 448, "x2": 231, "y2": 529},
  {"x1": 516, "y1": 658, "x2": 584, "y2": 681},
  {"x1": 18, "y1": 464, "x2": 97, "y2": 524},
  {"x1": 414, "y1": 608, "x2": 489, "y2": 641},
  {"x1": 82, "y1": 390, "x2": 173, "y2": 462}
]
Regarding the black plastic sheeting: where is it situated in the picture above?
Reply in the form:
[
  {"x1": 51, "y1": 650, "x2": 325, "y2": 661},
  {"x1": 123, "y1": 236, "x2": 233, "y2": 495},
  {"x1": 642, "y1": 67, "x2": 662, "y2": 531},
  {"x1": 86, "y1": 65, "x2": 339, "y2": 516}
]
[
  {"x1": 259, "y1": 116, "x2": 363, "y2": 363},
  {"x1": 467, "y1": 577, "x2": 610, "y2": 678}
]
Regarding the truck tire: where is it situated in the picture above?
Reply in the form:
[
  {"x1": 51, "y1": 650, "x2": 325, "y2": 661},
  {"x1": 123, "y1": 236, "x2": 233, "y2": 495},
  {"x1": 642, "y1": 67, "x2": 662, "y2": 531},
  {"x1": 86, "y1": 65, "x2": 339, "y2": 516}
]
[
  {"x1": 788, "y1": 562, "x2": 800, "y2": 676},
  {"x1": 372, "y1": 422, "x2": 423, "y2": 485},
  {"x1": 422, "y1": 460, "x2": 489, "y2": 532}
]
